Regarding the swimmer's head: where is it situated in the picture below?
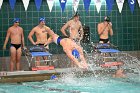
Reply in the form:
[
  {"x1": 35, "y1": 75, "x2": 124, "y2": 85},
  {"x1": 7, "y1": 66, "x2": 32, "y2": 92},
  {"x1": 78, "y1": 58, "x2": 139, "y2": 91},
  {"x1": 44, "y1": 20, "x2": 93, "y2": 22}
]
[
  {"x1": 73, "y1": 12, "x2": 80, "y2": 18},
  {"x1": 13, "y1": 18, "x2": 20, "y2": 23},
  {"x1": 50, "y1": 74, "x2": 57, "y2": 80},
  {"x1": 104, "y1": 16, "x2": 110, "y2": 22},
  {"x1": 72, "y1": 49, "x2": 80, "y2": 58},
  {"x1": 39, "y1": 17, "x2": 45, "y2": 23},
  {"x1": 73, "y1": 12, "x2": 80, "y2": 21}
]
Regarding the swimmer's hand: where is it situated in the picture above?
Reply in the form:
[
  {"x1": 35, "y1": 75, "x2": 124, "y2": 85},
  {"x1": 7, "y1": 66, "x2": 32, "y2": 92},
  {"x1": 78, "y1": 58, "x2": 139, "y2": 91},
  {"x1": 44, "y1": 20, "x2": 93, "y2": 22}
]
[
  {"x1": 3, "y1": 45, "x2": 6, "y2": 50},
  {"x1": 22, "y1": 46, "x2": 27, "y2": 50},
  {"x1": 44, "y1": 43, "x2": 48, "y2": 47},
  {"x1": 108, "y1": 22, "x2": 112, "y2": 26},
  {"x1": 32, "y1": 42, "x2": 37, "y2": 45},
  {"x1": 43, "y1": 43, "x2": 49, "y2": 51}
]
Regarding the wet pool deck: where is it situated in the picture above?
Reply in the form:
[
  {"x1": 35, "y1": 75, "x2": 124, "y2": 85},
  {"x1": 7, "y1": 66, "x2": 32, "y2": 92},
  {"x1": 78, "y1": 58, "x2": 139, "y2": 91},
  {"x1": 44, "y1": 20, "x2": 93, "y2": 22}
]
[
  {"x1": 0, "y1": 68, "x2": 72, "y2": 83},
  {"x1": 0, "y1": 67, "x2": 100, "y2": 83},
  {"x1": 0, "y1": 67, "x2": 135, "y2": 83}
]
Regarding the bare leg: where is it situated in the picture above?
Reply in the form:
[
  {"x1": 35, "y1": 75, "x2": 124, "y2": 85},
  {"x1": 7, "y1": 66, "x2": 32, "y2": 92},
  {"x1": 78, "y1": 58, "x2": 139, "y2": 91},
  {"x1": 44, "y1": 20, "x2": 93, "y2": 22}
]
[
  {"x1": 10, "y1": 47, "x2": 16, "y2": 71},
  {"x1": 36, "y1": 57, "x2": 40, "y2": 66},
  {"x1": 42, "y1": 56, "x2": 48, "y2": 65},
  {"x1": 16, "y1": 47, "x2": 22, "y2": 70}
]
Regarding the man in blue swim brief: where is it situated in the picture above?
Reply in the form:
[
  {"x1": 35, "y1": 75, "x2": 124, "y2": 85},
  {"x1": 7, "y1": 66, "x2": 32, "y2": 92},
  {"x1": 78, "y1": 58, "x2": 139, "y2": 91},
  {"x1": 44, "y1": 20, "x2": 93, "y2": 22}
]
[{"x1": 44, "y1": 31, "x2": 88, "y2": 69}]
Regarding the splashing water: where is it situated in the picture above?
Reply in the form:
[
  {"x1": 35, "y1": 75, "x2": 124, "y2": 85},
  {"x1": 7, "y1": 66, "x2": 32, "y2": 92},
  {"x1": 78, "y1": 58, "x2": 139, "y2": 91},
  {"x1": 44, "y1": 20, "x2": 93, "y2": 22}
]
[{"x1": 82, "y1": 43, "x2": 140, "y2": 78}]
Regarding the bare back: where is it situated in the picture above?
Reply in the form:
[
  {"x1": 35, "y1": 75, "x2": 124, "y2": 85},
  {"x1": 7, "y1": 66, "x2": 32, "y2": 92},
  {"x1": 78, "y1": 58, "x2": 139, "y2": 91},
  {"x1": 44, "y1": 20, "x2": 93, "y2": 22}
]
[{"x1": 60, "y1": 38, "x2": 76, "y2": 51}]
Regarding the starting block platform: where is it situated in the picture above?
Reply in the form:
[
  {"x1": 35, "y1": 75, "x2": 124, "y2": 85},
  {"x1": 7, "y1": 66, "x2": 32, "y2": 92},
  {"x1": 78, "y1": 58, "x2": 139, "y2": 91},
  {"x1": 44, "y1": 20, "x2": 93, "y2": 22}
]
[
  {"x1": 23, "y1": 46, "x2": 56, "y2": 71},
  {"x1": 32, "y1": 66, "x2": 54, "y2": 71},
  {"x1": 93, "y1": 43, "x2": 120, "y2": 53},
  {"x1": 91, "y1": 43, "x2": 123, "y2": 69},
  {"x1": 100, "y1": 62, "x2": 123, "y2": 67}
]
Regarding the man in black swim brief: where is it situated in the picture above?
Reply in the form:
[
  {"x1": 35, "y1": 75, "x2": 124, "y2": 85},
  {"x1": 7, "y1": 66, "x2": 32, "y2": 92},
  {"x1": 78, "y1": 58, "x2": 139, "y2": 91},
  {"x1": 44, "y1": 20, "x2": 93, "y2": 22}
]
[{"x1": 3, "y1": 18, "x2": 25, "y2": 71}]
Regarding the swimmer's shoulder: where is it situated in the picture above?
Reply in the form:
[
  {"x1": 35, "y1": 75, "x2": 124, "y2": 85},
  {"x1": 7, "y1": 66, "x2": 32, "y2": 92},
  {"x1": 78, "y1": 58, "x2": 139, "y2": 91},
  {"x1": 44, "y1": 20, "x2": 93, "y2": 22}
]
[{"x1": 98, "y1": 22, "x2": 104, "y2": 26}]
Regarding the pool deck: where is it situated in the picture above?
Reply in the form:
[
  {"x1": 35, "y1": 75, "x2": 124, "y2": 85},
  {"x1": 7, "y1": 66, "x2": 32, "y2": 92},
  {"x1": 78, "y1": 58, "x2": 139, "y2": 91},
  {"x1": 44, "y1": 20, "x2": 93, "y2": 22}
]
[
  {"x1": 0, "y1": 67, "x2": 109, "y2": 83},
  {"x1": 0, "y1": 67, "x2": 135, "y2": 83},
  {"x1": 0, "y1": 68, "x2": 73, "y2": 83}
]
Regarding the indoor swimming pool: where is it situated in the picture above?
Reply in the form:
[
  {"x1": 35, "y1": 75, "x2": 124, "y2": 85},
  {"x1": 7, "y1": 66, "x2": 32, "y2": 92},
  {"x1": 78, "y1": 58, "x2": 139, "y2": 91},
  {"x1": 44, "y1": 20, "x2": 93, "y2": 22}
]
[{"x1": 0, "y1": 73, "x2": 140, "y2": 93}]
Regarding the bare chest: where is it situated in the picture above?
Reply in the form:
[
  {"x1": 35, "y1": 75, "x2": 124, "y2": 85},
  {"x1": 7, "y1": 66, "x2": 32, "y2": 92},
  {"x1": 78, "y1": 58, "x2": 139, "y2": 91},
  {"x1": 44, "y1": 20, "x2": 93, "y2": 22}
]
[
  {"x1": 10, "y1": 28, "x2": 22, "y2": 36},
  {"x1": 69, "y1": 22, "x2": 80, "y2": 30},
  {"x1": 35, "y1": 28, "x2": 47, "y2": 35},
  {"x1": 102, "y1": 24, "x2": 110, "y2": 31}
]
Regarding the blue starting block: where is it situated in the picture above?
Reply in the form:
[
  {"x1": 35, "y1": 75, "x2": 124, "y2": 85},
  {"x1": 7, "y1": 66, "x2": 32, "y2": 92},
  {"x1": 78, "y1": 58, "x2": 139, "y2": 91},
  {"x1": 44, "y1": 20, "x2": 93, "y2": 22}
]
[
  {"x1": 31, "y1": 52, "x2": 52, "y2": 57},
  {"x1": 98, "y1": 49, "x2": 120, "y2": 53},
  {"x1": 23, "y1": 46, "x2": 54, "y2": 70},
  {"x1": 91, "y1": 43, "x2": 123, "y2": 69},
  {"x1": 96, "y1": 43, "x2": 110, "y2": 49}
]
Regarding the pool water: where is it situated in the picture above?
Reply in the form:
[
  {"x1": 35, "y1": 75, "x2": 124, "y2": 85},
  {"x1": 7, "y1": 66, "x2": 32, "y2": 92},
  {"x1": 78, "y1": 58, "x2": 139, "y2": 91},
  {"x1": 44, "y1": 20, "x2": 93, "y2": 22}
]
[{"x1": 0, "y1": 73, "x2": 140, "y2": 93}]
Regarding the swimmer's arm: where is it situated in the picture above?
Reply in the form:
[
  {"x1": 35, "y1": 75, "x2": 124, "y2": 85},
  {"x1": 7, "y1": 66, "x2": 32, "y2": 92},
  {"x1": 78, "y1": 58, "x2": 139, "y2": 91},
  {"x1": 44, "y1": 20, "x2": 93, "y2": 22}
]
[
  {"x1": 79, "y1": 23, "x2": 84, "y2": 40},
  {"x1": 44, "y1": 26, "x2": 55, "y2": 36},
  {"x1": 21, "y1": 28, "x2": 25, "y2": 47},
  {"x1": 3, "y1": 29, "x2": 11, "y2": 49},
  {"x1": 28, "y1": 28, "x2": 36, "y2": 45},
  {"x1": 61, "y1": 22, "x2": 69, "y2": 37},
  {"x1": 108, "y1": 23, "x2": 113, "y2": 36},
  {"x1": 44, "y1": 37, "x2": 53, "y2": 46},
  {"x1": 109, "y1": 28, "x2": 113, "y2": 36},
  {"x1": 98, "y1": 23, "x2": 107, "y2": 35}
]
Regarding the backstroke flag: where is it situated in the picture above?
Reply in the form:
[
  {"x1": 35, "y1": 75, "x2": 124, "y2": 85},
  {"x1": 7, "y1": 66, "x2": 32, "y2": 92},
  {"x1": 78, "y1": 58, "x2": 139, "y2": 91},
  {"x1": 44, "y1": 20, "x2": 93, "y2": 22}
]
[
  {"x1": 105, "y1": 0, "x2": 114, "y2": 14},
  {"x1": 116, "y1": 0, "x2": 125, "y2": 13},
  {"x1": 94, "y1": 0, "x2": 102, "y2": 13},
  {"x1": 0, "y1": 0, "x2": 3, "y2": 9},
  {"x1": 83, "y1": 0, "x2": 91, "y2": 13},
  {"x1": 73, "y1": 0, "x2": 80, "y2": 13},
  {"x1": 47, "y1": 0, "x2": 55, "y2": 12},
  {"x1": 22, "y1": 0, "x2": 30, "y2": 11},
  {"x1": 59, "y1": 0, "x2": 67, "y2": 12},
  {"x1": 9, "y1": 0, "x2": 16, "y2": 10},
  {"x1": 137, "y1": 0, "x2": 140, "y2": 7},
  {"x1": 128, "y1": 0, "x2": 136, "y2": 14},
  {"x1": 35, "y1": 0, "x2": 42, "y2": 11}
]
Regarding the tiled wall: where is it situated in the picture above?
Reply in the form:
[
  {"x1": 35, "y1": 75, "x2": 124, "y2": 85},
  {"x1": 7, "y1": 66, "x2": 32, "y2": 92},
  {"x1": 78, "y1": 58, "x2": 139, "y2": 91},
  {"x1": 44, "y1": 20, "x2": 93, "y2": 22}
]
[{"x1": 0, "y1": 0, "x2": 140, "y2": 57}]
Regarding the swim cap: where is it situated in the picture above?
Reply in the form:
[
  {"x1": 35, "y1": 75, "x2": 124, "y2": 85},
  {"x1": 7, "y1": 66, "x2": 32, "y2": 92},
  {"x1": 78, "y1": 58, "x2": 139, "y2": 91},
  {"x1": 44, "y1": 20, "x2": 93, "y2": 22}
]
[
  {"x1": 50, "y1": 74, "x2": 57, "y2": 80},
  {"x1": 13, "y1": 18, "x2": 20, "y2": 23},
  {"x1": 39, "y1": 17, "x2": 45, "y2": 22},
  {"x1": 104, "y1": 16, "x2": 110, "y2": 22},
  {"x1": 72, "y1": 49, "x2": 80, "y2": 58}
]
